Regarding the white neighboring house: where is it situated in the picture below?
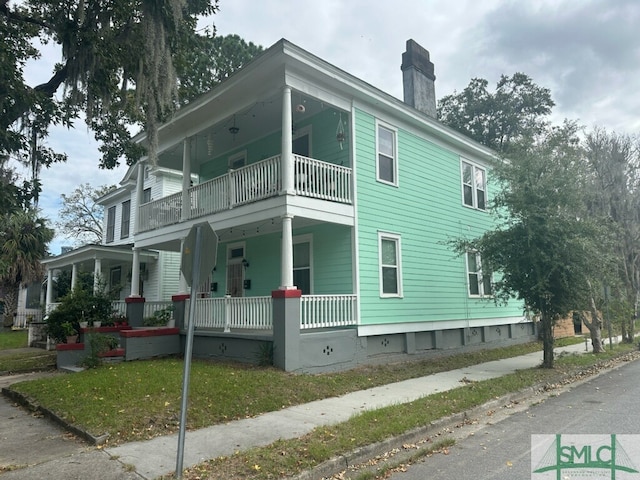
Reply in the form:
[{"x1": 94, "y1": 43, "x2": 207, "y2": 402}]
[{"x1": 41, "y1": 165, "x2": 191, "y2": 311}]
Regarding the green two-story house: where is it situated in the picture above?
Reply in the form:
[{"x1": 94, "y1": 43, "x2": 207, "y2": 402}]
[{"x1": 125, "y1": 38, "x2": 531, "y2": 372}]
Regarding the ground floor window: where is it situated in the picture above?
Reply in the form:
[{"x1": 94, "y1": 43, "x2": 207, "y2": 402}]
[
  {"x1": 466, "y1": 252, "x2": 492, "y2": 297},
  {"x1": 293, "y1": 236, "x2": 312, "y2": 295},
  {"x1": 378, "y1": 232, "x2": 402, "y2": 297}
]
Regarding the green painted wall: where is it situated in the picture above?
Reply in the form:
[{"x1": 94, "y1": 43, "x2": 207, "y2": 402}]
[
  {"x1": 208, "y1": 224, "x2": 353, "y2": 297},
  {"x1": 199, "y1": 108, "x2": 349, "y2": 182},
  {"x1": 354, "y1": 108, "x2": 523, "y2": 326}
]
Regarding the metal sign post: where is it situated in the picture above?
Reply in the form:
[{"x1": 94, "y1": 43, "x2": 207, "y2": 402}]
[{"x1": 176, "y1": 222, "x2": 217, "y2": 478}]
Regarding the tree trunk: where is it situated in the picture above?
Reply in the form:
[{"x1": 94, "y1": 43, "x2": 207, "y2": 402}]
[
  {"x1": 1, "y1": 286, "x2": 18, "y2": 329},
  {"x1": 578, "y1": 296, "x2": 605, "y2": 353},
  {"x1": 540, "y1": 312, "x2": 555, "y2": 368}
]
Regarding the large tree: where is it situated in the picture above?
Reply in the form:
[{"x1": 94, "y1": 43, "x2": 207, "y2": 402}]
[
  {"x1": 1, "y1": 0, "x2": 219, "y2": 177},
  {"x1": 454, "y1": 123, "x2": 614, "y2": 368},
  {"x1": 438, "y1": 73, "x2": 555, "y2": 154},
  {"x1": 583, "y1": 128, "x2": 640, "y2": 342},
  {"x1": 56, "y1": 183, "x2": 116, "y2": 245},
  {"x1": 0, "y1": 209, "x2": 54, "y2": 327}
]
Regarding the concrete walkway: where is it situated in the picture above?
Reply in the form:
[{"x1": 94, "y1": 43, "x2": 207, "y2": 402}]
[{"x1": 103, "y1": 339, "x2": 597, "y2": 479}]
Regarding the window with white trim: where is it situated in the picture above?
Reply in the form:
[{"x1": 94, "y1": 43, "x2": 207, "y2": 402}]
[
  {"x1": 120, "y1": 200, "x2": 131, "y2": 239},
  {"x1": 461, "y1": 160, "x2": 486, "y2": 210},
  {"x1": 378, "y1": 232, "x2": 402, "y2": 297},
  {"x1": 293, "y1": 235, "x2": 312, "y2": 295},
  {"x1": 106, "y1": 206, "x2": 116, "y2": 243},
  {"x1": 376, "y1": 123, "x2": 397, "y2": 185},
  {"x1": 466, "y1": 252, "x2": 492, "y2": 297},
  {"x1": 228, "y1": 150, "x2": 247, "y2": 170}
]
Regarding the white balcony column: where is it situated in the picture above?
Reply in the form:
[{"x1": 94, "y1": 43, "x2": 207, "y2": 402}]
[
  {"x1": 281, "y1": 86, "x2": 294, "y2": 194},
  {"x1": 130, "y1": 247, "x2": 141, "y2": 297},
  {"x1": 93, "y1": 258, "x2": 102, "y2": 293},
  {"x1": 181, "y1": 137, "x2": 192, "y2": 221},
  {"x1": 45, "y1": 268, "x2": 54, "y2": 310},
  {"x1": 135, "y1": 161, "x2": 145, "y2": 234},
  {"x1": 71, "y1": 263, "x2": 78, "y2": 291},
  {"x1": 279, "y1": 213, "x2": 296, "y2": 289},
  {"x1": 178, "y1": 237, "x2": 188, "y2": 294}
]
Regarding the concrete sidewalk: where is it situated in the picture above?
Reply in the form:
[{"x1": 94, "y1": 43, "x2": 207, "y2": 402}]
[{"x1": 103, "y1": 339, "x2": 596, "y2": 479}]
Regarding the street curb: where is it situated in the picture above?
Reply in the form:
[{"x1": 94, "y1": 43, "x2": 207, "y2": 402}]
[
  {"x1": 1, "y1": 386, "x2": 110, "y2": 446},
  {"x1": 291, "y1": 352, "x2": 640, "y2": 480}
]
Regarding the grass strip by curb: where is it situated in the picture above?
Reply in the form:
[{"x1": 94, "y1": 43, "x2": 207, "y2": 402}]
[{"x1": 170, "y1": 346, "x2": 639, "y2": 480}]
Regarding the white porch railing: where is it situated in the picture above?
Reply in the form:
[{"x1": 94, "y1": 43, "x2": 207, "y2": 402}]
[
  {"x1": 186, "y1": 294, "x2": 357, "y2": 331},
  {"x1": 294, "y1": 155, "x2": 352, "y2": 204},
  {"x1": 143, "y1": 301, "x2": 174, "y2": 320},
  {"x1": 12, "y1": 309, "x2": 43, "y2": 328},
  {"x1": 112, "y1": 301, "x2": 127, "y2": 317},
  {"x1": 138, "y1": 155, "x2": 352, "y2": 232},
  {"x1": 188, "y1": 296, "x2": 273, "y2": 331},
  {"x1": 300, "y1": 294, "x2": 357, "y2": 329}
]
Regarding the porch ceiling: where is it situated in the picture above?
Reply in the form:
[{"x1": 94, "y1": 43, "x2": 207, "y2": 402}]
[
  {"x1": 42, "y1": 245, "x2": 158, "y2": 271},
  {"x1": 157, "y1": 91, "x2": 338, "y2": 172}
]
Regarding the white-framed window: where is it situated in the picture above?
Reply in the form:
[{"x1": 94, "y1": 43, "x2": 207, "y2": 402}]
[
  {"x1": 293, "y1": 234, "x2": 313, "y2": 295},
  {"x1": 466, "y1": 252, "x2": 492, "y2": 297},
  {"x1": 461, "y1": 159, "x2": 487, "y2": 210},
  {"x1": 106, "y1": 206, "x2": 116, "y2": 243},
  {"x1": 376, "y1": 122, "x2": 398, "y2": 186},
  {"x1": 378, "y1": 232, "x2": 402, "y2": 297},
  {"x1": 120, "y1": 200, "x2": 131, "y2": 239},
  {"x1": 142, "y1": 188, "x2": 151, "y2": 204},
  {"x1": 228, "y1": 150, "x2": 247, "y2": 170}
]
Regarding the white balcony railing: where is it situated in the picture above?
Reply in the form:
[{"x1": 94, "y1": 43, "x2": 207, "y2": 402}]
[
  {"x1": 139, "y1": 155, "x2": 352, "y2": 232},
  {"x1": 294, "y1": 155, "x2": 352, "y2": 203}
]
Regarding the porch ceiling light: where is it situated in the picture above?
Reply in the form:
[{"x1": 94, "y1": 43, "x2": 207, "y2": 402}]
[{"x1": 229, "y1": 115, "x2": 240, "y2": 138}]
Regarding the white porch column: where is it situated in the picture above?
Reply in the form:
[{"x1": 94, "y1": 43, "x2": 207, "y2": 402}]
[
  {"x1": 279, "y1": 213, "x2": 296, "y2": 289},
  {"x1": 46, "y1": 268, "x2": 54, "y2": 310},
  {"x1": 178, "y1": 237, "x2": 188, "y2": 294},
  {"x1": 281, "y1": 86, "x2": 294, "y2": 194},
  {"x1": 135, "y1": 161, "x2": 145, "y2": 234},
  {"x1": 93, "y1": 258, "x2": 102, "y2": 293},
  {"x1": 71, "y1": 263, "x2": 78, "y2": 291},
  {"x1": 181, "y1": 137, "x2": 191, "y2": 221},
  {"x1": 130, "y1": 247, "x2": 141, "y2": 297}
]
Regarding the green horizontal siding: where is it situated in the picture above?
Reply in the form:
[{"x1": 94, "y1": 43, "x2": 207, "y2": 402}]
[
  {"x1": 208, "y1": 224, "x2": 353, "y2": 297},
  {"x1": 354, "y1": 108, "x2": 522, "y2": 326}
]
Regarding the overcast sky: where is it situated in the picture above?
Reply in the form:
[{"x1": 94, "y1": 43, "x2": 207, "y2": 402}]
[{"x1": 26, "y1": 0, "x2": 640, "y2": 254}]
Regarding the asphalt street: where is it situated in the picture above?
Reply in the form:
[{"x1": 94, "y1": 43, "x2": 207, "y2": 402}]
[{"x1": 388, "y1": 358, "x2": 640, "y2": 480}]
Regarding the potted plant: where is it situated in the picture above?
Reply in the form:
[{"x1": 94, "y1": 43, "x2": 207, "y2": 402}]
[{"x1": 61, "y1": 321, "x2": 78, "y2": 344}]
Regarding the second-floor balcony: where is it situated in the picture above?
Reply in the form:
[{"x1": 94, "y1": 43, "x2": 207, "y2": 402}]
[{"x1": 138, "y1": 154, "x2": 353, "y2": 233}]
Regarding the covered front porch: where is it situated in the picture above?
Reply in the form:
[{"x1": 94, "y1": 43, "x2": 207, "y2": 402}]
[{"x1": 42, "y1": 245, "x2": 159, "y2": 311}]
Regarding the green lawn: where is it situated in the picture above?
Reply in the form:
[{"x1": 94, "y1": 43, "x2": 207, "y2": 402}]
[
  {"x1": 0, "y1": 330, "x2": 28, "y2": 349},
  {"x1": 7, "y1": 338, "x2": 582, "y2": 445}
]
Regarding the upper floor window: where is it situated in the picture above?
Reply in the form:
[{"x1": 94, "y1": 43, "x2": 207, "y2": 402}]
[
  {"x1": 466, "y1": 252, "x2": 492, "y2": 297},
  {"x1": 120, "y1": 200, "x2": 131, "y2": 239},
  {"x1": 106, "y1": 206, "x2": 116, "y2": 243},
  {"x1": 461, "y1": 160, "x2": 486, "y2": 210},
  {"x1": 378, "y1": 232, "x2": 403, "y2": 297},
  {"x1": 376, "y1": 123, "x2": 397, "y2": 185},
  {"x1": 228, "y1": 151, "x2": 246, "y2": 170},
  {"x1": 142, "y1": 188, "x2": 151, "y2": 204}
]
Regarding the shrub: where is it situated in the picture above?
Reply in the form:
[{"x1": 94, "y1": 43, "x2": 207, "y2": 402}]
[
  {"x1": 45, "y1": 285, "x2": 118, "y2": 342},
  {"x1": 143, "y1": 306, "x2": 174, "y2": 327}
]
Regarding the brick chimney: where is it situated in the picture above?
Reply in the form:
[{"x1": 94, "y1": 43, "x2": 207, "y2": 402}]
[{"x1": 401, "y1": 39, "x2": 436, "y2": 118}]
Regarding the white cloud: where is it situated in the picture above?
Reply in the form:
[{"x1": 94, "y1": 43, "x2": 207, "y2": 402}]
[{"x1": 17, "y1": 0, "x2": 640, "y2": 253}]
